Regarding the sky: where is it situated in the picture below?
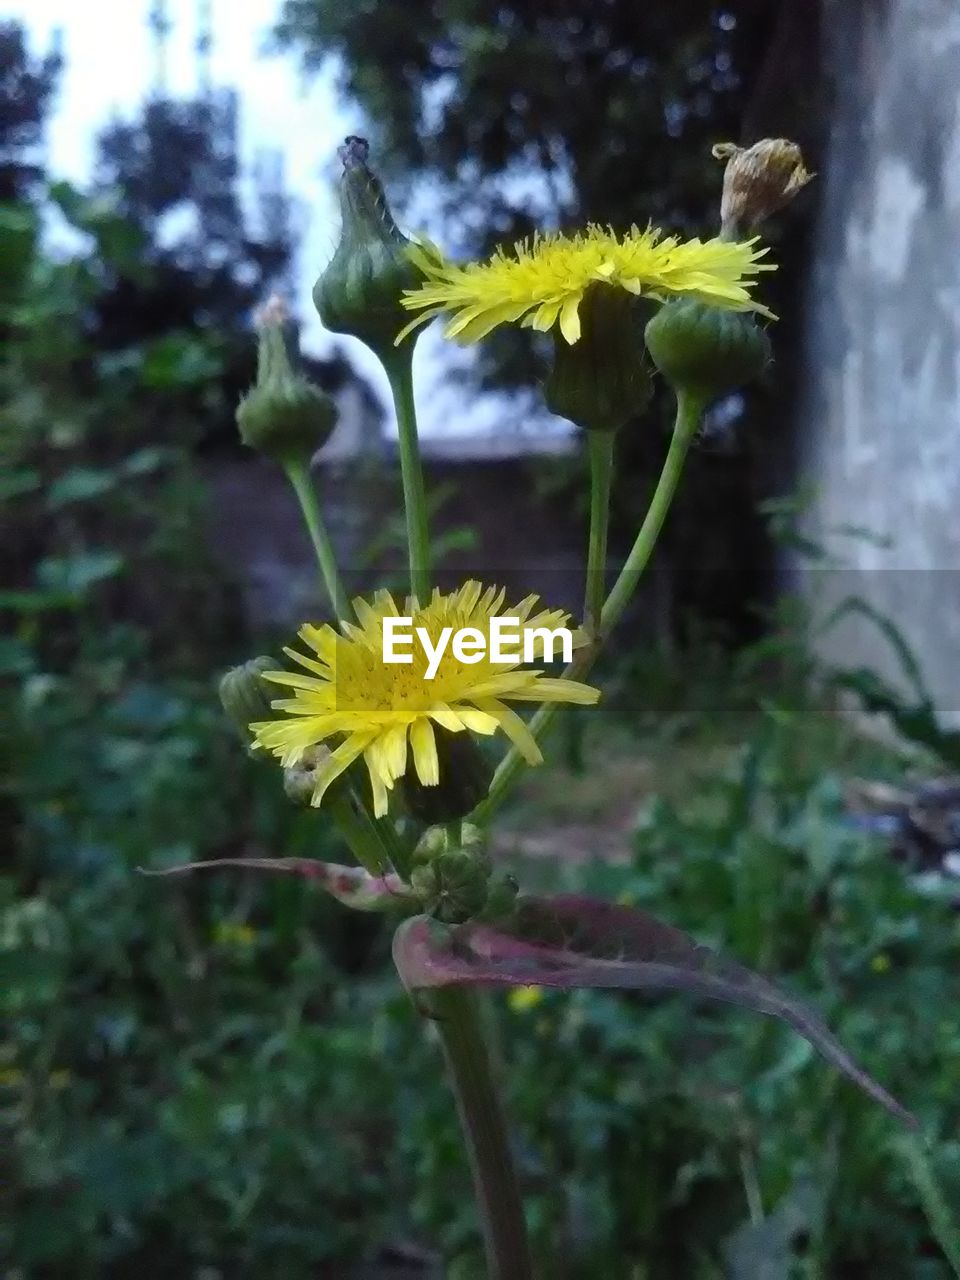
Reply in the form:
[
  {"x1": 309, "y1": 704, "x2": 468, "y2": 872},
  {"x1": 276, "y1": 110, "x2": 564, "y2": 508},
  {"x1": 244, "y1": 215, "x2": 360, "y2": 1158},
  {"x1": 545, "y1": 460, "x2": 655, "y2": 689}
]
[{"x1": 9, "y1": 0, "x2": 523, "y2": 437}]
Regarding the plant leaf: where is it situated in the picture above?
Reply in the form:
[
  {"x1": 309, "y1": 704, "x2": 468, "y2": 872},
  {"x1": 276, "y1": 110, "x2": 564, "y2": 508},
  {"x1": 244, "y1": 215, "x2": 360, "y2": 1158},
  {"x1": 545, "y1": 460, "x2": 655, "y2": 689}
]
[
  {"x1": 141, "y1": 856, "x2": 415, "y2": 912},
  {"x1": 392, "y1": 893, "x2": 916, "y2": 1128}
]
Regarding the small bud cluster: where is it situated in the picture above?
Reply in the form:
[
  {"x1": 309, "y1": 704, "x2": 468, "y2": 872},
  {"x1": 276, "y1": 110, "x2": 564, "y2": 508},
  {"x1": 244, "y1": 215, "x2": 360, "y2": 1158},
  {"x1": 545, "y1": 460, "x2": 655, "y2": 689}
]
[{"x1": 410, "y1": 825, "x2": 518, "y2": 924}]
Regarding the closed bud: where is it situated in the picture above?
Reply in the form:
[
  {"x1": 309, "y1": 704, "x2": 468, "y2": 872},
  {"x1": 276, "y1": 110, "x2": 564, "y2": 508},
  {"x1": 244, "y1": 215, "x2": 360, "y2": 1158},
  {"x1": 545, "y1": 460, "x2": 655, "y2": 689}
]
[
  {"x1": 410, "y1": 847, "x2": 492, "y2": 924},
  {"x1": 401, "y1": 727, "x2": 493, "y2": 824},
  {"x1": 544, "y1": 285, "x2": 654, "y2": 433},
  {"x1": 712, "y1": 138, "x2": 813, "y2": 239},
  {"x1": 644, "y1": 299, "x2": 771, "y2": 405},
  {"x1": 236, "y1": 296, "x2": 338, "y2": 466},
  {"x1": 314, "y1": 137, "x2": 422, "y2": 362},
  {"x1": 219, "y1": 656, "x2": 276, "y2": 739}
]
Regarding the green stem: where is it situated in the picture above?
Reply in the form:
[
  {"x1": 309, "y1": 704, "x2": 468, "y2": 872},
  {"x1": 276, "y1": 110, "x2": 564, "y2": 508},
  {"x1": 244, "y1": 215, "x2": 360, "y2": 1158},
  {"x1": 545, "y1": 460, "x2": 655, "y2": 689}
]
[
  {"x1": 284, "y1": 461, "x2": 350, "y2": 619},
  {"x1": 327, "y1": 783, "x2": 414, "y2": 882},
  {"x1": 429, "y1": 986, "x2": 533, "y2": 1280},
  {"x1": 383, "y1": 350, "x2": 432, "y2": 602},
  {"x1": 584, "y1": 431, "x2": 615, "y2": 631},
  {"x1": 473, "y1": 391, "x2": 703, "y2": 825},
  {"x1": 598, "y1": 390, "x2": 702, "y2": 635},
  {"x1": 326, "y1": 789, "x2": 388, "y2": 877}
]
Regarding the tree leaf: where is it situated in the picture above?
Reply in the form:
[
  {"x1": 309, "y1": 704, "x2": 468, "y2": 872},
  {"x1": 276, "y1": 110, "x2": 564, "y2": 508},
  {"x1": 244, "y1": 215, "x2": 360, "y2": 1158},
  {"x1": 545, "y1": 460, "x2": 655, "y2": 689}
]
[{"x1": 392, "y1": 893, "x2": 916, "y2": 1128}]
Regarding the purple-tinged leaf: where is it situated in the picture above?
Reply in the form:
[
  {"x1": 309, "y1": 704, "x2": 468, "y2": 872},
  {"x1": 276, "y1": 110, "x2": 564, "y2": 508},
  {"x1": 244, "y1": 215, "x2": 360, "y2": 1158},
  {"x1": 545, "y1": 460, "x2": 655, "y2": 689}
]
[
  {"x1": 141, "y1": 856, "x2": 414, "y2": 912},
  {"x1": 393, "y1": 894, "x2": 915, "y2": 1128}
]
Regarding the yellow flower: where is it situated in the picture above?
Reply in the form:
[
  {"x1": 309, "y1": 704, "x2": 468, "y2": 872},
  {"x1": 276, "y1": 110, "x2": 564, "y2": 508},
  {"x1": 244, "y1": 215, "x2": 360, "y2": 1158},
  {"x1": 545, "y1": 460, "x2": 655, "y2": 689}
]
[
  {"x1": 398, "y1": 225, "x2": 773, "y2": 346},
  {"x1": 214, "y1": 920, "x2": 258, "y2": 948},
  {"x1": 252, "y1": 581, "x2": 600, "y2": 817},
  {"x1": 508, "y1": 985, "x2": 545, "y2": 1014}
]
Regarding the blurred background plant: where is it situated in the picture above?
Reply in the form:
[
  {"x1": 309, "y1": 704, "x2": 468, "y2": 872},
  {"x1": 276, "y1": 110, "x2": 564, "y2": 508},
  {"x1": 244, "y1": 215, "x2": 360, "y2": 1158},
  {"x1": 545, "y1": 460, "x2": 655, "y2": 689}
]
[{"x1": 3, "y1": 3, "x2": 959, "y2": 1277}]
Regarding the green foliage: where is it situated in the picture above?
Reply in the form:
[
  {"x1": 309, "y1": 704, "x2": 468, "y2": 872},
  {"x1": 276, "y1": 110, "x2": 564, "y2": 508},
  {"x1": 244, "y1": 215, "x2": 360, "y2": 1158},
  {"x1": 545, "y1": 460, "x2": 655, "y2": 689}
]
[
  {"x1": 7, "y1": 670, "x2": 960, "y2": 1275},
  {"x1": 4, "y1": 13, "x2": 955, "y2": 1278},
  {"x1": 0, "y1": 183, "x2": 243, "y2": 669}
]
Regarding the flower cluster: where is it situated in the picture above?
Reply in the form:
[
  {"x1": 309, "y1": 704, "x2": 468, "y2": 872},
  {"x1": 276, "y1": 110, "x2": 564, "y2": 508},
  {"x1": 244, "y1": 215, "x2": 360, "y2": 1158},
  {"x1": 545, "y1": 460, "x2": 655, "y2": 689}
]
[{"x1": 232, "y1": 133, "x2": 810, "y2": 833}]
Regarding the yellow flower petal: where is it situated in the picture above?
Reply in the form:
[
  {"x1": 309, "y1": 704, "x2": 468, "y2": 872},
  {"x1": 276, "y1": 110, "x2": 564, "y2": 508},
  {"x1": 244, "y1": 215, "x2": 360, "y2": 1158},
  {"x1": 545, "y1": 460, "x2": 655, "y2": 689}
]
[
  {"x1": 310, "y1": 732, "x2": 374, "y2": 806},
  {"x1": 477, "y1": 699, "x2": 543, "y2": 765},
  {"x1": 400, "y1": 224, "x2": 774, "y2": 345},
  {"x1": 410, "y1": 717, "x2": 440, "y2": 786},
  {"x1": 558, "y1": 294, "x2": 582, "y2": 345}
]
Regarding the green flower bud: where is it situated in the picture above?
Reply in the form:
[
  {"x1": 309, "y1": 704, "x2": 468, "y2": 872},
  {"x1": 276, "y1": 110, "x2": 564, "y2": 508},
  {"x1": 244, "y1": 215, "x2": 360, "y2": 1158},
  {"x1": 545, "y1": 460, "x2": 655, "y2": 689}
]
[
  {"x1": 544, "y1": 285, "x2": 654, "y2": 433},
  {"x1": 236, "y1": 296, "x2": 338, "y2": 466},
  {"x1": 314, "y1": 137, "x2": 422, "y2": 362},
  {"x1": 410, "y1": 847, "x2": 492, "y2": 924},
  {"x1": 219, "y1": 656, "x2": 276, "y2": 740},
  {"x1": 644, "y1": 299, "x2": 771, "y2": 405},
  {"x1": 400, "y1": 727, "x2": 493, "y2": 825}
]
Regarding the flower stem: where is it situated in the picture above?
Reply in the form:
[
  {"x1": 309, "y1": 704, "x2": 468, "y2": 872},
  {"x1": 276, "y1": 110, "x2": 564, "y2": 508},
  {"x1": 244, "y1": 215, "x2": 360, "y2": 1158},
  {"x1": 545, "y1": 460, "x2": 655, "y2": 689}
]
[
  {"x1": 383, "y1": 349, "x2": 432, "y2": 603},
  {"x1": 428, "y1": 985, "x2": 533, "y2": 1279},
  {"x1": 284, "y1": 460, "x2": 350, "y2": 620},
  {"x1": 598, "y1": 390, "x2": 703, "y2": 635},
  {"x1": 326, "y1": 780, "x2": 415, "y2": 882},
  {"x1": 584, "y1": 431, "x2": 615, "y2": 631},
  {"x1": 326, "y1": 790, "x2": 389, "y2": 877},
  {"x1": 473, "y1": 391, "x2": 703, "y2": 825}
]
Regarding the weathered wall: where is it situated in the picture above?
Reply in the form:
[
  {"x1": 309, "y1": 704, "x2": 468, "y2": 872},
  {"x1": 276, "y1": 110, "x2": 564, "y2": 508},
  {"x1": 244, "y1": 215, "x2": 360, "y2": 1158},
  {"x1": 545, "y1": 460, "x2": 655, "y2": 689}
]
[{"x1": 800, "y1": 0, "x2": 960, "y2": 720}]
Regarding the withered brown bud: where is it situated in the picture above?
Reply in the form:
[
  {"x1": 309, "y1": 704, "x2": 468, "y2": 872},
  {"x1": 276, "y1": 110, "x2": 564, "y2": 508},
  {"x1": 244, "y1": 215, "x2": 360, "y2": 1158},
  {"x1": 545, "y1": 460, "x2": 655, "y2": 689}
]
[{"x1": 712, "y1": 138, "x2": 813, "y2": 239}]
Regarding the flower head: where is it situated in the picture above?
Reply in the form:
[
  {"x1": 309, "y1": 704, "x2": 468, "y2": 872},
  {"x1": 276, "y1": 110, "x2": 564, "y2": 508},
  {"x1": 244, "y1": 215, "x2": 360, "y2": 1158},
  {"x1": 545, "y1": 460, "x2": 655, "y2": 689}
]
[
  {"x1": 398, "y1": 225, "x2": 773, "y2": 347},
  {"x1": 251, "y1": 582, "x2": 599, "y2": 817}
]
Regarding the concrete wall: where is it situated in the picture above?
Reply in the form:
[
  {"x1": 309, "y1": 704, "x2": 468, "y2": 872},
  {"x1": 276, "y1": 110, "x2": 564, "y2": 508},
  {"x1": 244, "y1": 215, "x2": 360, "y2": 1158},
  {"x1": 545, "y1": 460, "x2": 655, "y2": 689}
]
[{"x1": 800, "y1": 0, "x2": 960, "y2": 720}]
